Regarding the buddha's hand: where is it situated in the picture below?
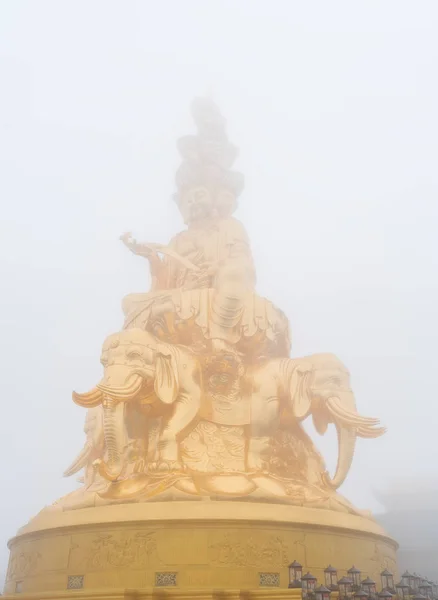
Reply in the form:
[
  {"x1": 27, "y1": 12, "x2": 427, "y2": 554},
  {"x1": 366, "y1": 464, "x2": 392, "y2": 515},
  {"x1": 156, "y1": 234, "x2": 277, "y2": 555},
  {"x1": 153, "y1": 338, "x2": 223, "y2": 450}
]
[{"x1": 120, "y1": 232, "x2": 156, "y2": 259}]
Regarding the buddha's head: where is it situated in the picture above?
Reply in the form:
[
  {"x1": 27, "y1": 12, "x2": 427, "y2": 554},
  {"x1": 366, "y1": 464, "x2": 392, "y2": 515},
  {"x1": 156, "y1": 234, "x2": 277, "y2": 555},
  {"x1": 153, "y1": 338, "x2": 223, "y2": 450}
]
[
  {"x1": 174, "y1": 154, "x2": 243, "y2": 224},
  {"x1": 177, "y1": 185, "x2": 214, "y2": 225}
]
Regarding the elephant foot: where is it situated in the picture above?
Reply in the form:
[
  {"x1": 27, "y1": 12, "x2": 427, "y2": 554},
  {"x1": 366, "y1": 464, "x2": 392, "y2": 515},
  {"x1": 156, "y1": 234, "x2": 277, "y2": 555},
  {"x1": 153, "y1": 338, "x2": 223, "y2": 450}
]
[
  {"x1": 93, "y1": 459, "x2": 123, "y2": 482},
  {"x1": 149, "y1": 460, "x2": 184, "y2": 474}
]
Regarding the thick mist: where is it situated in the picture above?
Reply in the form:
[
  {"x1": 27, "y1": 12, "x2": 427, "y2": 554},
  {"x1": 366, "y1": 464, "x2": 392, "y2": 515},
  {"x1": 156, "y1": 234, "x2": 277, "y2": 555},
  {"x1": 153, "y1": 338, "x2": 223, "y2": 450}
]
[{"x1": 1, "y1": 0, "x2": 437, "y2": 586}]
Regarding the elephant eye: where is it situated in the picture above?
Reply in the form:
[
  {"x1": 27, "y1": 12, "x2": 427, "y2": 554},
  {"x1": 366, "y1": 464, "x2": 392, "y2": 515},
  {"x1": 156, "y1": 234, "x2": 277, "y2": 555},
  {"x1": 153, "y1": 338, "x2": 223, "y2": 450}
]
[
  {"x1": 127, "y1": 351, "x2": 143, "y2": 360},
  {"x1": 329, "y1": 376, "x2": 341, "y2": 386}
]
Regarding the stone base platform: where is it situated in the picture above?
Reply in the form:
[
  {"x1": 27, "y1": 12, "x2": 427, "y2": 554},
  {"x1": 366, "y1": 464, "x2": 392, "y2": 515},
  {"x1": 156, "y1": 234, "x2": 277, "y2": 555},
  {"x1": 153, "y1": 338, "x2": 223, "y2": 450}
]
[
  {"x1": 3, "y1": 501, "x2": 398, "y2": 597},
  {"x1": 1, "y1": 588, "x2": 302, "y2": 600}
]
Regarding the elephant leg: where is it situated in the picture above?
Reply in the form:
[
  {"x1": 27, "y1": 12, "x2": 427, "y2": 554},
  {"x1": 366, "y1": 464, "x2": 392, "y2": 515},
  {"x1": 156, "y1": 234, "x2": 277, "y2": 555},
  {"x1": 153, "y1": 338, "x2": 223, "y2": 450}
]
[
  {"x1": 247, "y1": 392, "x2": 279, "y2": 472},
  {"x1": 157, "y1": 391, "x2": 199, "y2": 467},
  {"x1": 147, "y1": 417, "x2": 162, "y2": 463},
  {"x1": 93, "y1": 397, "x2": 126, "y2": 482}
]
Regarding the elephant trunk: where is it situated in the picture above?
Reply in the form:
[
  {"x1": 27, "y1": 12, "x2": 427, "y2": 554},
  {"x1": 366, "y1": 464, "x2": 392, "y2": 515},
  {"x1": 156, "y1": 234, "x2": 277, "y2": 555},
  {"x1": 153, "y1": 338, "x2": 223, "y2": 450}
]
[
  {"x1": 74, "y1": 373, "x2": 146, "y2": 483},
  {"x1": 323, "y1": 392, "x2": 384, "y2": 490},
  {"x1": 323, "y1": 391, "x2": 360, "y2": 490},
  {"x1": 95, "y1": 397, "x2": 126, "y2": 482},
  {"x1": 324, "y1": 423, "x2": 357, "y2": 490}
]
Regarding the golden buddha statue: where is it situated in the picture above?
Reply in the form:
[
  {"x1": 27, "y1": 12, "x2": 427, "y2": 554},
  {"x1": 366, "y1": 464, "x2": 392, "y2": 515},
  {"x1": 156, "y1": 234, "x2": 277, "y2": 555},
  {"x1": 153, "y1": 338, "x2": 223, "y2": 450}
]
[
  {"x1": 3, "y1": 100, "x2": 397, "y2": 598},
  {"x1": 120, "y1": 98, "x2": 290, "y2": 361},
  {"x1": 57, "y1": 98, "x2": 384, "y2": 513}
]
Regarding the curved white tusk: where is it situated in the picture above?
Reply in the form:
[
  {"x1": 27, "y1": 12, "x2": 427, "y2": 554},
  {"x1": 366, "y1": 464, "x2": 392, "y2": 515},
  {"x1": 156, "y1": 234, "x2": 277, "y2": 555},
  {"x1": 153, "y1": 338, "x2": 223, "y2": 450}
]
[
  {"x1": 328, "y1": 397, "x2": 380, "y2": 423},
  {"x1": 63, "y1": 442, "x2": 92, "y2": 477},
  {"x1": 97, "y1": 374, "x2": 143, "y2": 399},
  {"x1": 72, "y1": 387, "x2": 103, "y2": 408},
  {"x1": 327, "y1": 397, "x2": 380, "y2": 426},
  {"x1": 356, "y1": 425, "x2": 386, "y2": 439}
]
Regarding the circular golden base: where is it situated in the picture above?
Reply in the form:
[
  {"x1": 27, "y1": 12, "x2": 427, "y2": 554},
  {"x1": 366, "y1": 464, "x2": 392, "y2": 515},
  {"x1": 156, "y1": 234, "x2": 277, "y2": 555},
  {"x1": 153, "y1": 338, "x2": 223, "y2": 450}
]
[{"x1": 4, "y1": 502, "x2": 398, "y2": 596}]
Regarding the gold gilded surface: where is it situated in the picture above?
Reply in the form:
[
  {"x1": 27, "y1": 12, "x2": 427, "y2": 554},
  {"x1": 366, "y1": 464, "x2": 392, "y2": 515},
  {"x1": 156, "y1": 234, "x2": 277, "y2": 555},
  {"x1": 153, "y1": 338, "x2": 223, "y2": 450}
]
[
  {"x1": 4, "y1": 99, "x2": 396, "y2": 596},
  {"x1": 4, "y1": 502, "x2": 397, "y2": 596},
  {"x1": 57, "y1": 98, "x2": 384, "y2": 512},
  {"x1": 1, "y1": 591, "x2": 302, "y2": 600}
]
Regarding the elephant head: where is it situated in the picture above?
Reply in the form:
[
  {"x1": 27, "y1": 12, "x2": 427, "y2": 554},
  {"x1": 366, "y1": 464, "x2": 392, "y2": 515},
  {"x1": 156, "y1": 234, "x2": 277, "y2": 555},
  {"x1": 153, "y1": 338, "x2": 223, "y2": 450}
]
[
  {"x1": 288, "y1": 353, "x2": 385, "y2": 490},
  {"x1": 72, "y1": 328, "x2": 200, "y2": 482}
]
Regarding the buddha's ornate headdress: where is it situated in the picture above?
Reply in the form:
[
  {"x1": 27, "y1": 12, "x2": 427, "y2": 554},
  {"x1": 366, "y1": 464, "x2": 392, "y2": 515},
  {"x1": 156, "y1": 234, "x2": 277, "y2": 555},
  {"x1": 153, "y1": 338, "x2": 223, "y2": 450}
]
[{"x1": 175, "y1": 98, "x2": 244, "y2": 218}]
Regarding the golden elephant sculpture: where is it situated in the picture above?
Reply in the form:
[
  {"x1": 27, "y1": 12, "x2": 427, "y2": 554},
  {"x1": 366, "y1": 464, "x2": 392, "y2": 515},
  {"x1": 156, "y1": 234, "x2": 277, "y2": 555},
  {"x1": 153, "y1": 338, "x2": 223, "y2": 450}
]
[
  {"x1": 247, "y1": 352, "x2": 385, "y2": 489},
  {"x1": 72, "y1": 328, "x2": 201, "y2": 482}
]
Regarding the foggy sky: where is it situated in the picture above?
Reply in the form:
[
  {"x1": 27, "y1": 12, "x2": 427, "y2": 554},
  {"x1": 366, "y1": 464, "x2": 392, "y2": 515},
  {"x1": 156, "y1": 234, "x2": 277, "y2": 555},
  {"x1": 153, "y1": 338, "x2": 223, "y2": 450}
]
[{"x1": 1, "y1": 0, "x2": 438, "y2": 586}]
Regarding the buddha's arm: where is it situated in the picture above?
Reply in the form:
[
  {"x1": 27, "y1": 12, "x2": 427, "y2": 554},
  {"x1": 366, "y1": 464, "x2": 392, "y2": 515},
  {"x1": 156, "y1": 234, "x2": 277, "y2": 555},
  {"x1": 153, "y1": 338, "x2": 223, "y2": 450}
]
[{"x1": 120, "y1": 232, "x2": 168, "y2": 290}]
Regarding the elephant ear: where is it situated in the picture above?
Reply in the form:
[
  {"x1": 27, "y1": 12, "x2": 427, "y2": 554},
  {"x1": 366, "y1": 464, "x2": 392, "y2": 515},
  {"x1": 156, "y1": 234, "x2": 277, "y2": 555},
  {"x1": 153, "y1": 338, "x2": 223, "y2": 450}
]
[
  {"x1": 288, "y1": 362, "x2": 313, "y2": 420},
  {"x1": 154, "y1": 345, "x2": 180, "y2": 405}
]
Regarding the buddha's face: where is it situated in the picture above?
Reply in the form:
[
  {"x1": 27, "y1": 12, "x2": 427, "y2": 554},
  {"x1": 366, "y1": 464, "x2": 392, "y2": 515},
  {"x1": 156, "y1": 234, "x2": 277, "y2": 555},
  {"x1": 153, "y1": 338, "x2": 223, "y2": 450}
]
[
  {"x1": 215, "y1": 189, "x2": 236, "y2": 217},
  {"x1": 179, "y1": 186, "x2": 213, "y2": 224}
]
